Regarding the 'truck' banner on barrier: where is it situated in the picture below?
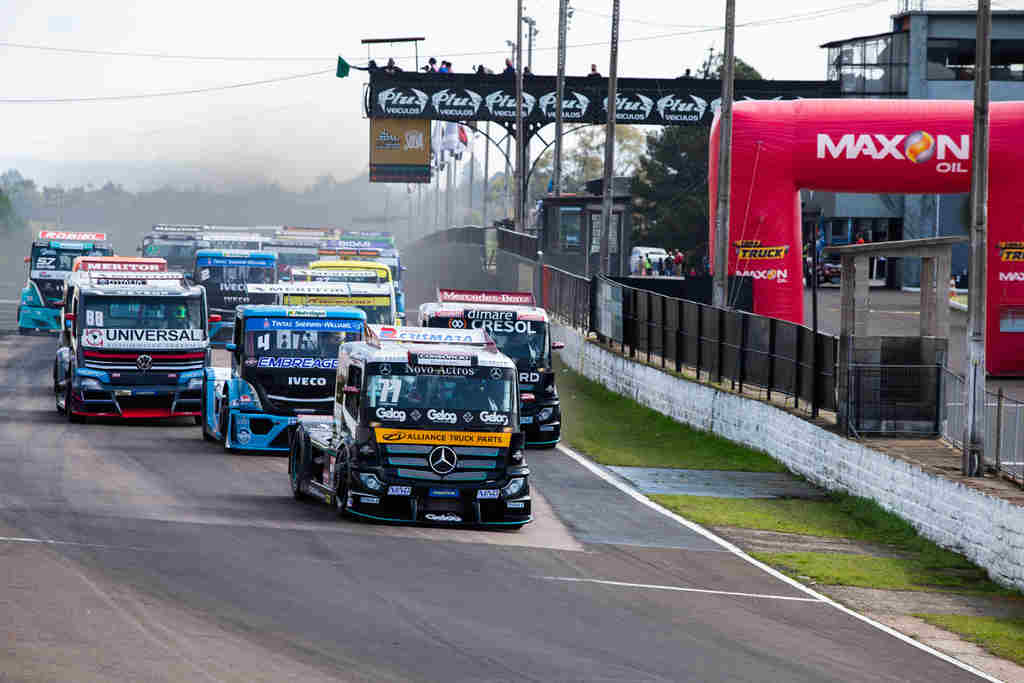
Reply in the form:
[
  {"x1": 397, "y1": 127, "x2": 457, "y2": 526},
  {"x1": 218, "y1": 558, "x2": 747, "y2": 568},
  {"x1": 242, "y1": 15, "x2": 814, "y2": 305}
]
[{"x1": 368, "y1": 72, "x2": 839, "y2": 127}]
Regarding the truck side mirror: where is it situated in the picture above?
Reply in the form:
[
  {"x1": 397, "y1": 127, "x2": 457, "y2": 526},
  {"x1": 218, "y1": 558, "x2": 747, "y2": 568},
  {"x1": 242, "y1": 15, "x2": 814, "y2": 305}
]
[
  {"x1": 552, "y1": 341, "x2": 565, "y2": 350},
  {"x1": 24, "y1": 256, "x2": 30, "y2": 264},
  {"x1": 208, "y1": 314, "x2": 222, "y2": 323},
  {"x1": 225, "y1": 342, "x2": 237, "y2": 352},
  {"x1": 64, "y1": 313, "x2": 76, "y2": 322}
]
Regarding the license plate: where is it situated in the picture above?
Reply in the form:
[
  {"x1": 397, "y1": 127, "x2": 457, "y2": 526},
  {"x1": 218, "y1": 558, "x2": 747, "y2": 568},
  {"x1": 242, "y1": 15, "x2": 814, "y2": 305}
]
[
  {"x1": 428, "y1": 488, "x2": 459, "y2": 498},
  {"x1": 507, "y1": 501, "x2": 525, "y2": 509},
  {"x1": 388, "y1": 485, "x2": 412, "y2": 496},
  {"x1": 358, "y1": 495, "x2": 380, "y2": 504},
  {"x1": 520, "y1": 416, "x2": 534, "y2": 424},
  {"x1": 476, "y1": 489, "x2": 500, "y2": 499}
]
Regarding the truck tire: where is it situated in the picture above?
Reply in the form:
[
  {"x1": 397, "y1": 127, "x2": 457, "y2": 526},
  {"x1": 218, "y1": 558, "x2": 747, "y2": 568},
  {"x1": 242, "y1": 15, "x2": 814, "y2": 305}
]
[
  {"x1": 66, "y1": 382, "x2": 83, "y2": 424},
  {"x1": 200, "y1": 384, "x2": 217, "y2": 441},
  {"x1": 290, "y1": 435, "x2": 307, "y2": 501}
]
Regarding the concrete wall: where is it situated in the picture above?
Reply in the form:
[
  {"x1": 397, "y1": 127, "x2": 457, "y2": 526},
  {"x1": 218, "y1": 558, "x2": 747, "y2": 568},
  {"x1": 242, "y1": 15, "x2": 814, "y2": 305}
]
[{"x1": 553, "y1": 322, "x2": 1024, "y2": 591}]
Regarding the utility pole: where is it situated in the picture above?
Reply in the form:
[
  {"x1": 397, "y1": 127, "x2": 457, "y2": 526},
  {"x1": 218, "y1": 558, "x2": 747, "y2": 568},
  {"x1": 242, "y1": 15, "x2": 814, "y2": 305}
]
[
  {"x1": 553, "y1": 0, "x2": 569, "y2": 196},
  {"x1": 468, "y1": 128, "x2": 476, "y2": 219},
  {"x1": 483, "y1": 122, "x2": 491, "y2": 225},
  {"x1": 522, "y1": 15, "x2": 538, "y2": 226},
  {"x1": 505, "y1": 40, "x2": 515, "y2": 221},
  {"x1": 598, "y1": 0, "x2": 621, "y2": 275},
  {"x1": 514, "y1": 1, "x2": 525, "y2": 232},
  {"x1": 712, "y1": 0, "x2": 736, "y2": 309},
  {"x1": 964, "y1": 0, "x2": 992, "y2": 476}
]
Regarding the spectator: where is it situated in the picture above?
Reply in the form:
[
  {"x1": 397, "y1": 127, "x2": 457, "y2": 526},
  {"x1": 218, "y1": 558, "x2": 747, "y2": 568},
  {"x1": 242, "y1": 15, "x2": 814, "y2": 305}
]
[
  {"x1": 679, "y1": 68, "x2": 692, "y2": 78},
  {"x1": 421, "y1": 57, "x2": 438, "y2": 73},
  {"x1": 503, "y1": 58, "x2": 515, "y2": 74},
  {"x1": 524, "y1": 65, "x2": 533, "y2": 77},
  {"x1": 439, "y1": 60, "x2": 451, "y2": 73},
  {"x1": 475, "y1": 64, "x2": 487, "y2": 75},
  {"x1": 644, "y1": 254, "x2": 653, "y2": 276},
  {"x1": 856, "y1": 233, "x2": 866, "y2": 245},
  {"x1": 587, "y1": 64, "x2": 602, "y2": 78},
  {"x1": 383, "y1": 58, "x2": 402, "y2": 74},
  {"x1": 674, "y1": 249, "x2": 684, "y2": 270}
]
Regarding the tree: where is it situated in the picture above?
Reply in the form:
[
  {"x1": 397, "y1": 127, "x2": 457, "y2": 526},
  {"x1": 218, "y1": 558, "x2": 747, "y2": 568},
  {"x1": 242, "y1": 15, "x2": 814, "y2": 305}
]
[
  {"x1": 563, "y1": 125, "x2": 645, "y2": 191},
  {"x1": 631, "y1": 53, "x2": 763, "y2": 254}
]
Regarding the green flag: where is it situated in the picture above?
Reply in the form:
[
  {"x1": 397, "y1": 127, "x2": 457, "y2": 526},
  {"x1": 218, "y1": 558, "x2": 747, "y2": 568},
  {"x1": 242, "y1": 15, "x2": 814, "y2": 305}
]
[{"x1": 336, "y1": 57, "x2": 350, "y2": 79}]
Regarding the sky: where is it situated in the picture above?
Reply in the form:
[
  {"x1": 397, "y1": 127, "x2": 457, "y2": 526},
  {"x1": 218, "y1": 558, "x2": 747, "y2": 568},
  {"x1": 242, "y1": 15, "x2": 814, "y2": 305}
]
[{"x1": 0, "y1": 0, "x2": 999, "y2": 190}]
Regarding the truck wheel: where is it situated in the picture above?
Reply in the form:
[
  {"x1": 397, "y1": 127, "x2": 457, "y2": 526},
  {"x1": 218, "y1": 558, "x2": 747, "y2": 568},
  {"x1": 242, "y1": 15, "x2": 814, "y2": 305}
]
[
  {"x1": 66, "y1": 382, "x2": 83, "y2": 424},
  {"x1": 334, "y1": 462, "x2": 349, "y2": 519},
  {"x1": 290, "y1": 437, "x2": 307, "y2": 501}
]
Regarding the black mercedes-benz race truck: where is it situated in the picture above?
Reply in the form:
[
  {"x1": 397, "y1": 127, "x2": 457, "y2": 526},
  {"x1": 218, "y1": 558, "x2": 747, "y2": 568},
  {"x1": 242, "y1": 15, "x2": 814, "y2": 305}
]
[
  {"x1": 419, "y1": 289, "x2": 563, "y2": 448},
  {"x1": 289, "y1": 325, "x2": 531, "y2": 528}
]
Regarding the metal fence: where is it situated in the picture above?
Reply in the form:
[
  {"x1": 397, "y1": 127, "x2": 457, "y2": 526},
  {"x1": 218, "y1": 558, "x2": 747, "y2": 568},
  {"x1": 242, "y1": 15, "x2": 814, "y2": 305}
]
[
  {"x1": 543, "y1": 267, "x2": 838, "y2": 415},
  {"x1": 847, "y1": 365, "x2": 943, "y2": 436},
  {"x1": 941, "y1": 370, "x2": 1024, "y2": 487},
  {"x1": 497, "y1": 228, "x2": 538, "y2": 262},
  {"x1": 543, "y1": 264, "x2": 591, "y2": 331}
]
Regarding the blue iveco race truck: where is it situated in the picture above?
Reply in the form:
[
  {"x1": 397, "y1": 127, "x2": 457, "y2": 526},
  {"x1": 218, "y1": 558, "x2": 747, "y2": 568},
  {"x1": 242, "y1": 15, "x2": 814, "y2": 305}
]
[
  {"x1": 192, "y1": 249, "x2": 277, "y2": 346},
  {"x1": 201, "y1": 305, "x2": 366, "y2": 452},
  {"x1": 19, "y1": 230, "x2": 113, "y2": 334}
]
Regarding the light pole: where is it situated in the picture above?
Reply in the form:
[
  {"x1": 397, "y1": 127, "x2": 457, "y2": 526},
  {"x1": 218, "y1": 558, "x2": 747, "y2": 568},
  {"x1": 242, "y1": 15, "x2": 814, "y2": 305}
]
[
  {"x1": 505, "y1": 39, "x2": 516, "y2": 220},
  {"x1": 522, "y1": 15, "x2": 539, "y2": 226},
  {"x1": 553, "y1": 0, "x2": 570, "y2": 196},
  {"x1": 598, "y1": 0, "x2": 620, "y2": 275},
  {"x1": 712, "y1": 0, "x2": 736, "y2": 309}
]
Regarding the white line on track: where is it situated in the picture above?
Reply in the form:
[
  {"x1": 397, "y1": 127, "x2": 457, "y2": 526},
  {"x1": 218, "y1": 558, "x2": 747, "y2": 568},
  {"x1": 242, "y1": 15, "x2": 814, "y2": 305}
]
[
  {"x1": 536, "y1": 576, "x2": 825, "y2": 602},
  {"x1": 0, "y1": 535, "x2": 153, "y2": 552},
  {"x1": 555, "y1": 443, "x2": 1001, "y2": 683},
  {"x1": 0, "y1": 299, "x2": 22, "y2": 304}
]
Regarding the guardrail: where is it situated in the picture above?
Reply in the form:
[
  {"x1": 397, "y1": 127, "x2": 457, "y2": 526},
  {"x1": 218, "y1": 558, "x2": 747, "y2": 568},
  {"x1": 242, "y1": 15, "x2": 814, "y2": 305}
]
[
  {"x1": 543, "y1": 268, "x2": 839, "y2": 416},
  {"x1": 497, "y1": 228, "x2": 538, "y2": 262},
  {"x1": 942, "y1": 369, "x2": 1024, "y2": 487}
]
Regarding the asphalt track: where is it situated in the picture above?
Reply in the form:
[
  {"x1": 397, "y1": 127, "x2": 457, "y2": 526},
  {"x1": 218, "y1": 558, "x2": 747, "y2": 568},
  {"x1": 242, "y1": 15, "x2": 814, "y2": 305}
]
[{"x1": 0, "y1": 334, "x2": 991, "y2": 682}]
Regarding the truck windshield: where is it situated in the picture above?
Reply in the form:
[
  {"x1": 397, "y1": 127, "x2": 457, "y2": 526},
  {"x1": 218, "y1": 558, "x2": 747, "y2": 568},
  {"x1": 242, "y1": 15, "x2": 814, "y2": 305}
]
[
  {"x1": 367, "y1": 371, "x2": 515, "y2": 416},
  {"x1": 243, "y1": 318, "x2": 362, "y2": 367},
  {"x1": 83, "y1": 296, "x2": 205, "y2": 331},
  {"x1": 31, "y1": 245, "x2": 110, "y2": 273},
  {"x1": 483, "y1": 323, "x2": 548, "y2": 367},
  {"x1": 142, "y1": 240, "x2": 195, "y2": 268}
]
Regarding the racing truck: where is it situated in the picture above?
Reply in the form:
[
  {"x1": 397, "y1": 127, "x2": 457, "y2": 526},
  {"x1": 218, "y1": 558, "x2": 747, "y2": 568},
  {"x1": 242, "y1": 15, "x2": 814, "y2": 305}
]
[
  {"x1": 53, "y1": 270, "x2": 213, "y2": 422},
  {"x1": 19, "y1": 230, "x2": 113, "y2": 334},
  {"x1": 288, "y1": 325, "x2": 531, "y2": 528},
  {"x1": 200, "y1": 305, "x2": 366, "y2": 452},
  {"x1": 264, "y1": 237, "x2": 322, "y2": 280},
  {"x1": 281, "y1": 269, "x2": 398, "y2": 324},
  {"x1": 420, "y1": 289, "x2": 563, "y2": 447},
  {"x1": 191, "y1": 248, "x2": 278, "y2": 345},
  {"x1": 138, "y1": 224, "x2": 204, "y2": 270}
]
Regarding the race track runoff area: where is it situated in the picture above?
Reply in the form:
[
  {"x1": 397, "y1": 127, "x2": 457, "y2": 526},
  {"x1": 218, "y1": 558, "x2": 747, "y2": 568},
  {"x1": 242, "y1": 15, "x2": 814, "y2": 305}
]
[{"x1": 0, "y1": 334, "x2": 990, "y2": 681}]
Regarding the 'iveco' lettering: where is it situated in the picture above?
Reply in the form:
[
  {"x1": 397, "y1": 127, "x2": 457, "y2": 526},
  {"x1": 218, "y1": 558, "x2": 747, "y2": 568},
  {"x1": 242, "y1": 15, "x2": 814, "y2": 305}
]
[
  {"x1": 287, "y1": 376, "x2": 328, "y2": 386},
  {"x1": 257, "y1": 357, "x2": 339, "y2": 369}
]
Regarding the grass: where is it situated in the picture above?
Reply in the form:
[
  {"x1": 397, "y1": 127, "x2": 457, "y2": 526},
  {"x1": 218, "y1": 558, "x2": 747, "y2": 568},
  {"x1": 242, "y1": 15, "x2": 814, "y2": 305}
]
[
  {"x1": 755, "y1": 552, "x2": 1011, "y2": 594},
  {"x1": 915, "y1": 615, "x2": 1024, "y2": 666},
  {"x1": 556, "y1": 360, "x2": 786, "y2": 472},
  {"x1": 650, "y1": 493, "x2": 956, "y2": 555},
  {"x1": 952, "y1": 294, "x2": 968, "y2": 307},
  {"x1": 650, "y1": 493, "x2": 1016, "y2": 594}
]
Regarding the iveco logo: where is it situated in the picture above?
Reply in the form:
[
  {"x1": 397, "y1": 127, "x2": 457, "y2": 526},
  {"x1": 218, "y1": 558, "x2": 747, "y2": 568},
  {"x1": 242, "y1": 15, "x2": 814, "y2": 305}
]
[
  {"x1": 288, "y1": 376, "x2": 328, "y2": 386},
  {"x1": 428, "y1": 446, "x2": 458, "y2": 475},
  {"x1": 136, "y1": 354, "x2": 153, "y2": 371}
]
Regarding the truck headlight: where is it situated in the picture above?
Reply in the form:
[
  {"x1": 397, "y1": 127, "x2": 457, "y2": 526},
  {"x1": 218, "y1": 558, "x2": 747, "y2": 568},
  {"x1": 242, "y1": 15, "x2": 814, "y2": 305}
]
[
  {"x1": 359, "y1": 473, "x2": 384, "y2": 491},
  {"x1": 237, "y1": 380, "x2": 262, "y2": 410},
  {"x1": 537, "y1": 407, "x2": 554, "y2": 422},
  {"x1": 502, "y1": 477, "x2": 526, "y2": 498},
  {"x1": 80, "y1": 377, "x2": 103, "y2": 391},
  {"x1": 187, "y1": 376, "x2": 203, "y2": 390}
]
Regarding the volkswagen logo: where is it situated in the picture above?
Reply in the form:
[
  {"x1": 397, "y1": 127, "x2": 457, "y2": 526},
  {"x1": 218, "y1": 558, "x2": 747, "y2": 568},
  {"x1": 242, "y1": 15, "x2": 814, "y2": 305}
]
[
  {"x1": 136, "y1": 354, "x2": 153, "y2": 371},
  {"x1": 428, "y1": 446, "x2": 458, "y2": 475}
]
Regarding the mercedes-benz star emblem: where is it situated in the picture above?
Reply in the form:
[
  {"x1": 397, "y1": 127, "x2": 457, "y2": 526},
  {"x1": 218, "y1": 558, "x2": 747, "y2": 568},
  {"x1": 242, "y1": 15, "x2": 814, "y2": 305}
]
[
  {"x1": 136, "y1": 354, "x2": 153, "y2": 371},
  {"x1": 490, "y1": 367, "x2": 503, "y2": 380},
  {"x1": 428, "y1": 446, "x2": 458, "y2": 475},
  {"x1": 379, "y1": 364, "x2": 391, "y2": 376}
]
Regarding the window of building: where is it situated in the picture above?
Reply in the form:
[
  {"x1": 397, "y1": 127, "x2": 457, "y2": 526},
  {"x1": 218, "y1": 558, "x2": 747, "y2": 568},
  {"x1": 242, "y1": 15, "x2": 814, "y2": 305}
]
[
  {"x1": 558, "y1": 207, "x2": 583, "y2": 252},
  {"x1": 928, "y1": 39, "x2": 1024, "y2": 81},
  {"x1": 827, "y1": 31, "x2": 909, "y2": 97}
]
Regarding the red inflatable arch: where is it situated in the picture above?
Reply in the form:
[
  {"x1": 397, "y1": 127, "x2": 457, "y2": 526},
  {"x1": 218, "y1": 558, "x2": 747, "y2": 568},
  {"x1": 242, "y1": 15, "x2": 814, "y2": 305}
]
[{"x1": 709, "y1": 99, "x2": 1024, "y2": 375}]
